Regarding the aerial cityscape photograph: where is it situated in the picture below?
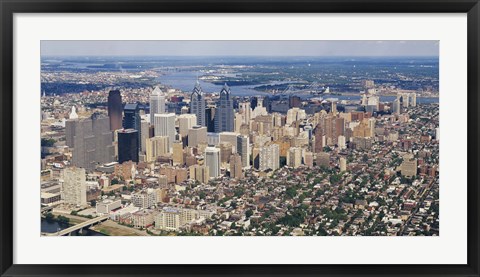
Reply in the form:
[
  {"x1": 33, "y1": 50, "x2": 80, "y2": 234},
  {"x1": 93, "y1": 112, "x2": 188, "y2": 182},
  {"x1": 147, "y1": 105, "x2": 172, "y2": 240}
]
[{"x1": 40, "y1": 41, "x2": 439, "y2": 236}]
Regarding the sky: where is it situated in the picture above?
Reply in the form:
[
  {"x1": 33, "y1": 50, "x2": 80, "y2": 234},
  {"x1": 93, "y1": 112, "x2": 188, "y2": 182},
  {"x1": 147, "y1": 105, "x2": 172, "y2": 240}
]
[{"x1": 41, "y1": 40, "x2": 439, "y2": 57}]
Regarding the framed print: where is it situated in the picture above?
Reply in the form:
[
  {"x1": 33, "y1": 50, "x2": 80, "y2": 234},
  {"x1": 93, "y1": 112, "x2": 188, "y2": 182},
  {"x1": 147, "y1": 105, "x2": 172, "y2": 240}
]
[{"x1": 1, "y1": 0, "x2": 479, "y2": 276}]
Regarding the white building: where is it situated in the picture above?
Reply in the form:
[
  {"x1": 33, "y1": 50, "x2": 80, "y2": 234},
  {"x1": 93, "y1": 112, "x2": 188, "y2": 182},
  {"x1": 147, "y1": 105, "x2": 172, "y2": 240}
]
[
  {"x1": 154, "y1": 113, "x2": 176, "y2": 151},
  {"x1": 177, "y1": 114, "x2": 197, "y2": 138},
  {"x1": 150, "y1": 86, "x2": 166, "y2": 124},
  {"x1": 204, "y1": 147, "x2": 221, "y2": 178},
  {"x1": 96, "y1": 199, "x2": 122, "y2": 214},
  {"x1": 131, "y1": 189, "x2": 157, "y2": 209}
]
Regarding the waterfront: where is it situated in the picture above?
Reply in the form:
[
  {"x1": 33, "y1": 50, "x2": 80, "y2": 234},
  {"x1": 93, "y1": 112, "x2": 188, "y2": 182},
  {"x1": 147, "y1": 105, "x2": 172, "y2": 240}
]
[{"x1": 41, "y1": 218, "x2": 106, "y2": 236}]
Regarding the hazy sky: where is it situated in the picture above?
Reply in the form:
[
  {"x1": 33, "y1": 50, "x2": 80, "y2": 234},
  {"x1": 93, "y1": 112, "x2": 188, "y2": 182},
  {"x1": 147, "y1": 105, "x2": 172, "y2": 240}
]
[{"x1": 41, "y1": 41, "x2": 439, "y2": 57}]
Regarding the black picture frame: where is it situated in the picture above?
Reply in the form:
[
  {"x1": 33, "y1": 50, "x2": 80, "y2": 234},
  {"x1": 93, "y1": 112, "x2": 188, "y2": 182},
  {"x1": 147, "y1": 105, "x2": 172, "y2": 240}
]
[{"x1": 1, "y1": 0, "x2": 479, "y2": 276}]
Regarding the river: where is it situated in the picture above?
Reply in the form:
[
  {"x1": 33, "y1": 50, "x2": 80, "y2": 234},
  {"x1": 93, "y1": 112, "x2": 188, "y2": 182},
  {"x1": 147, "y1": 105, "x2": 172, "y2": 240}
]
[
  {"x1": 41, "y1": 218, "x2": 106, "y2": 236},
  {"x1": 157, "y1": 71, "x2": 439, "y2": 104}
]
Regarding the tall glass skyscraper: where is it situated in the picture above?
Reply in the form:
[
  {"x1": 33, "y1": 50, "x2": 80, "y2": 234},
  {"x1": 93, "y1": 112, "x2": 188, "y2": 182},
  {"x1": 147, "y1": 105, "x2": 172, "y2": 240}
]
[
  {"x1": 107, "y1": 90, "x2": 123, "y2": 131},
  {"x1": 118, "y1": 129, "x2": 139, "y2": 163},
  {"x1": 123, "y1": 103, "x2": 141, "y2": 151},
  {"x1": 214, "y1": 84, "x2": 234, "y2": 133},
  {"x1": 190, "y1": 81, "x2": 206, "y2": 127}
]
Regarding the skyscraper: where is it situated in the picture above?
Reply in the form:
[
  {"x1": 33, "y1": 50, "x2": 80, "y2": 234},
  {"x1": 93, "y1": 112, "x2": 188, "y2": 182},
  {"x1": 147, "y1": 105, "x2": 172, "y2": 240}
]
[
  {"x1": 287, "y1": 147, "x2": 303, "y2": 168},
  {"x1": 123, "y1": 103, "x2": 141, "y2": 150},
  {"x1": 107, "y1": 90, "x2": 123, "y2": 131},
  {"x1": 204, "y1": 147, "x2": 220, "y2": 178},
  {"x1": 178, "y1": 114, "x2": 197, "y2": 137},
  {"x1": 239, "y1": 101, "x2": 251, "y2": 125},
  {"x1": 71, "y1": 114, "x2": 115, "y2": 171},
  {"x1": 154, "y1": 113, "x2": 176, "y2": 152},
  {"x1": 145, "y1": 136, "x2": 169, "y2": 162},
  {"x1": 214, "y1": 84, "x2": 234, "y2": 133},
  {"x1": 259, "y1": 143, "x2": 279, "y2": 171},
  {"x1": 229, "y1": 153, "x2": 243, "y2": 179},
  {"x1": 190, "y1": 81, "x2": 206, "y2": 126},
  {"x1": 62, "y1": 167, "x2": 87, "y2": 206},
  {"x1": 237, "y1": 135, "x2": 250, "y2": 168},
  {"x1": 188, "y1": 126, "x2": 207, "y2": 148},
  {"x1": 149, "y1": 86, "x2": 166, "y2": 124},
  {"x1": 118, "y1": 129, "x2": 139, "y2": 163}
]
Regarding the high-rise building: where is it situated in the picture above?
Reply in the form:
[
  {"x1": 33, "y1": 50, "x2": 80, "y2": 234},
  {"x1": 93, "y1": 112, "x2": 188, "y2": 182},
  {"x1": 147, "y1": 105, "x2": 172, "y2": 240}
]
[
  {"x1": 392, "y1": 99, "x2": 401, "y2": 114},
  {"x1": 239, "y1": 101, "x2": 251, "y2": 125},
  {"x1": 287, "y1": 147, "x2": 303, "y2": 168},
  {"x1": 204, "y1": 147, "x2": 220, "y2": 178},
  {"x1": 145, "y1": 136, "x2": 170, "y2": 162},
  {"x1": 140, "y1": 118, "x2": 149, "y2": 154},
  {"x1": 189, "y1": 164, "x2": 209, "y2": 184},
  {"x1": 149, "y1": 86, "x2": 166, "y2": 124},
  {"x1": 107, "y1": 90, "x2": 123, "y2": 131},
  {"x1": 190, "y1": 81, "x2": 206, "y2": 126},
  {"x1": 237, "y1": 135, "x2": 250, "y2": 168},
  {"x1": 172, "y1": 142, "x2": 184, "y2": 165},
  {"x1": 132, "y1": 189, "x2": 157, "y2": 209},
  {"x1": 71, "y1": 114, "x2": 115, "y2": 171},
  {"x1": 219, "y1": 132, "x2": 240, "y2": 152},
  {"x1": 214, "y1": 84, "x2": 234, "y2": 132},
  {"x1": 205, "y1": 106, "x2": 216, "y2": 132},
  {"x1": 178, "y1": 114, "x2": 197, "y2": 138},
  {"x1": 340, "y1": 157, "x2": 347, "y2": 172},
  {"x1": 118, "y1": 129, "x2": 139, "y2": 163},
  {"x1": 286, "y1": 108, "x2": 306, "y2": 125},
  {"x1": 154, "y1": 113, "x2": 176, "y2": 151},
  {"x1": 62, "y1": 167, "x2": 87, "y2": 206},
  {"x1": 259, "y1": 144, "x2": 280, "y2": 171},
  {"x1": 229, "y1": 153, "x2": 243, "y2": 179},
  {"x1": 123, "y1": 103, "x2": 141, "y2": 150},
  {"x1": 188, "y1": 126, "x2": 207, "y2": 148}
]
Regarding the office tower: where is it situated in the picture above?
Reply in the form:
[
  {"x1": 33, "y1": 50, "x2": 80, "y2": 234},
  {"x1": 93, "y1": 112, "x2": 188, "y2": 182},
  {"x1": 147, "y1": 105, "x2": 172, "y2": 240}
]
[
  {"x1": 204, "y1": 147, "x2": 220, "y2": 178},
  {"x1": 190, "y1": 81, "x2": 206, "y2": 126},
  {"x1": 188, "y1": 126, "x2": 207, "y2": 148},
  {"x1": 219, "y1": 142, "x2": 233, "y2": 164},
  {"x1": 286, "y1": 108, "x2": 306, "y2": 125},
  {"x1": 240, "y1": 101, "x2": 251, "y2": 125},
  {"x1": 259, "y1": 143, "x2": 279, "y2": 171},
  {"x1": 392, "y1": 99, "x2": 401, "y2": 114},
  {"x1": 140, "y1": 118, "x2": 149, "y2": 154},
  {"x1": 118, "y1": 129, "x2": 139, "y2": 163},
  {"x1": 154, "y1": 113, "x2": 176, "y2": 151},
  {"x1": 178, "y1": 114, "x2": 197, "y2": 137},
  {"x1": 229, "y1": 153, "x2": 243, "y2": 179},
  {"x1": 62, "y1": 167, "x2": 87, "y2": 206},
  {"x1": 287, "y1": 147, "x2": 303, "y2": 168},
  {"x1": 71, "y1": 114, "x2": 115, "y2": 171},
  {"x1": 189, "y1": 164, "x2": 210, "y2": 184},
  {"x1": 205, "y1": 106, "x2": 216, "y2": 132},
  {"x1": 172, "y1": 142, "x2": 184, "y2": 165},
  {"x1": 214, "y1": 84, "x2": 234, "y2": 132},
  {"x1": 237, "y1": 135, "x2": 250, "y2": 168},
  {"x1": 313, "y1": 125, "x2": 325, "y2": 153},
  {"x1": 65, "y1": 118, "x2": 77, "y2": 148},
  {"x1": 340, "y1": 157, "x2": 347, "y2": 172},
  {"x1": 218, "y1": 132, "x2": 239, "y2": 152},
  {"x1": 107, "y1": 90, "x2": 123, "y2": 131},
  {"x1": 331, "y1": 101, "x2": 337, "y2": 115},
  {"x1": 234, "y1": 112, "x2": 244, "y2": 133},
  {"x1": 411, "y1": 93, "x2": 417, "y2": 107},
  {"x1": 149, "y1": 86, "x2": 166, "y2": 124},
  {"x1": 145, "y1": 136, "x2": 169, "y2": 162},
  {"x1": 123, "y1": 103, "x2": 141, "y2": 150},
  {"x1": 317, "y1": 152, "x2": 330, "y2": 167}
]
